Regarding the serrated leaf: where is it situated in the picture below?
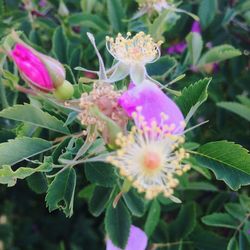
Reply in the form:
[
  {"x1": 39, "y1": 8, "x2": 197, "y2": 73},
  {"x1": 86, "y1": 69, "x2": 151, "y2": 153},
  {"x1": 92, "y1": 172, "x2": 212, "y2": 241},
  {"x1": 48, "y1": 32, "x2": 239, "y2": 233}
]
[
  {"x1": 217, "y1": 102, "x2": 250, "y2": 122},
  {"x1": 52, "y1": 26, "x2": 69, "y2": 63},
  {"x1": 0, "y1": 137, "x2": 52, "y2": 166},
  {"x1": 105, "y1": 201, "x2": 131, "y2": 249},
  {"x1": 107, "y1": 0, "x2": 125, "y2": 32},
  {"x1": 169, "y1": 203, "x2": 196, "y2": 240},
  {"x1": 202, "y1": 213, "x2": 239, "y2": 229},
  {"x1": 0, "y1": 104, "x2": 70, "y2": 134},
  {"x1": 176, "y1": 78, "x2": 211, "y2": 116},
  {"x1": 0, "y1": 157, "x2": 52, "y2": 187},
  {"x1": 45, "y1": 168, "x2": 76, "y2": 217},
  {"x1": 123, "y1": 189, "x2": 145, "y2": 217},
  {"x1": 198, "y1": 45, "x2": 242, "y2": 66},
  {"x1": 84, "y1": 162, "x2": 117, "y2": 187},
  {"x1": 198, "y1": 0, "x2": 218, "y2": 29},
  {"x1": 89, "y1": 186, "x2": 112, "y2": 217},
  {"x1": 144, "y1": 199, "x2": 161, "y2": 237},
  {"x1": 194, "y1": 141, "x2": 250, "y2": 190}
]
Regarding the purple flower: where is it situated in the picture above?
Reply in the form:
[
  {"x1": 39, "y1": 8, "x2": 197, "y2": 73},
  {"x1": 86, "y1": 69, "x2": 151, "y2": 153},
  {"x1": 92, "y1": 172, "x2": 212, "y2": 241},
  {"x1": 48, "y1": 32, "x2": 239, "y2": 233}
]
[
  {"x1": 106, "y1": 225, "x2": 147, "y2": 250},
  {"x1": 118, "y1": 80, "x2": 185, "y2": 133},
  {"x1": 167, "y1": 41, "x2": 187, "y2": 55},
  {"x1": 191, "y1": 21, "x2": 201, "y2": 33}
]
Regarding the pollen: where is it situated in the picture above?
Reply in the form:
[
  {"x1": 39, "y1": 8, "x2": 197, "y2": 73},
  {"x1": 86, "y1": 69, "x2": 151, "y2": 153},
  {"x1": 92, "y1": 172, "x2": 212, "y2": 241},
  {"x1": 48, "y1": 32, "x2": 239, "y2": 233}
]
[
  {"x1": 106, "y1": 32, "x2": 162, "y2": 64},
  {"x1": 106, "y1": 109, "x2": 190, "y2": 200}
]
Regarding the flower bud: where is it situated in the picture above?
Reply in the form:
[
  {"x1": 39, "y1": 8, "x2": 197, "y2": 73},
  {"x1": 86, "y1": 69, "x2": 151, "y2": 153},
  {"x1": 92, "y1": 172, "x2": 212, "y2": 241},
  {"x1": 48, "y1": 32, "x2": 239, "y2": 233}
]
[
  {"x1": 58, "y1": 0, "x2": 69, "y2": 17},
  {"x1": 10, "y1": 41, "x2": 73, "y2": 99},
  {"x1": 11, "y1": 43, "x2": 53, "y2": 91}
]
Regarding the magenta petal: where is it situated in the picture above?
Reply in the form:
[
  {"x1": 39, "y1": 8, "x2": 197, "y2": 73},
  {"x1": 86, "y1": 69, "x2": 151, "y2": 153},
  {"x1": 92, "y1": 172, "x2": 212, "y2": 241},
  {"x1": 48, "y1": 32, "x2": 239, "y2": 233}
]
[
  {"x1": 191, "y1": 21, "x2": 201, "y2": 33},
  {"x1": 106, "y1": 225, "x2": 148, "y2": 250},
  {"x1": 118, "y1": 80, "x2": 185, "y2": 133},
  {"x1": 11, "y1": 43, "x2": 53, "y2": 91}
]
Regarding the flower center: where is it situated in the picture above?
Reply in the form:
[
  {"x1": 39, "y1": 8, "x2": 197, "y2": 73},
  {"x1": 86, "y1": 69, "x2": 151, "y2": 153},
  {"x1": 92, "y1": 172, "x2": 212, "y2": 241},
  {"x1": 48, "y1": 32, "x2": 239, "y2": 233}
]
[
  {"x1": 106, "y1": 32, "x2": 162, "y2": 64},
  {"x1": 143, "y1": 151, "x2": 161, "y2": 171}
]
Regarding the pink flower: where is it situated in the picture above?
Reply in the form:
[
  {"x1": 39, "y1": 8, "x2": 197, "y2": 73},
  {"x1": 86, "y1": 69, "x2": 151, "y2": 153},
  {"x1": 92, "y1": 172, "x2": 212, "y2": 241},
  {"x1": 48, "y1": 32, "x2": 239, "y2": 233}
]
[
  {"x1": 106, "y1": 225, "x2": 147, "y2": 250},
  {"x1": 11, "y1": 44, "x2": 53, "y2": 91},
  {"x1": 118, "y1": 80, "x2": 185, "y2": 133}
]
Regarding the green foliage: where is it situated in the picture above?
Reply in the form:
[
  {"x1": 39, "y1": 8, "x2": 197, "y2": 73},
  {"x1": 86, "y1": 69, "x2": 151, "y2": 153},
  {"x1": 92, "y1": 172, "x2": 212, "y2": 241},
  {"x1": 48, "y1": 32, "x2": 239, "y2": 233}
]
[
  {"x1": 144, "y1": 199, "x2": 161, "y2": 237},
  {"x1": 202, "y1": 213, "x2": 239, "y2": 229},
  {"x1": 193, "y1": 141, "x2": 250, "y2": 190},
  {"x1": 198, "y1": 0, "x2": 218, "y2": 29},
  {"x1": 0, "y1": 157, "x2": 52, "y2": 187},
  {"x1": 0, "y1": 0, "x2": 249, "y2": 249},
  {"x1": 217, "y1": 101, "x2": 250, "y2": 122},
  {"x1": 84, "y1": 162, "x2": 117, "y2": 187},
  {"x1": 0, "y1": 137, "x2": 52, "y2": 166},
  {"x1": 105, "y1": 200, "x2": 131, "y2": 249},
  {"x1": 176, "y1": 78, "x2": 211, "y2": 116},
  {"x1": 198, "y1": 45, "x2": 242, "y2": 66},
  {"x1": 0, "y1": 104, "x2": 70, "y2": 134},
  {"x1": 89, "y1": 186, "x2": 112, "y2": 217},
  {"x1": 45, "y1": 168, "x2": 76, "y2": 217}
]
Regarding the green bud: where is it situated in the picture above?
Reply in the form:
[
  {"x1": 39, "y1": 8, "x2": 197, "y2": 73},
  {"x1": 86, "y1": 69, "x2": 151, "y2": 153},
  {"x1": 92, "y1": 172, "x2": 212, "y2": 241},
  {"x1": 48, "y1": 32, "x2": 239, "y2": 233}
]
[{"x1": 53, "y1": 80, "x2": 74, "y2": 100}]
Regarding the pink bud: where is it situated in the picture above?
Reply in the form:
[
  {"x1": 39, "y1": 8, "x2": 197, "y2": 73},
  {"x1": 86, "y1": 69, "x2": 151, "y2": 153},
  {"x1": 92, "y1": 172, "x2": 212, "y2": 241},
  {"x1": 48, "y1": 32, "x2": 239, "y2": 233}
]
[{"x1": 11, "y1": 43, "x2": 53, "y2": 91}]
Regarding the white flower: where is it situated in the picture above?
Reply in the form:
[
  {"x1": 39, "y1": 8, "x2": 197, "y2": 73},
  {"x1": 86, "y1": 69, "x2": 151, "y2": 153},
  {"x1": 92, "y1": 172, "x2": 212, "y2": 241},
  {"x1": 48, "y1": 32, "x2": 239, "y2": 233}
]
[
  {"x1": 107, "y1": 109, "x2": 190, "y2": 200},
  {"x1": 106, "y1": 32, "x2": 162, "y2": 85}
]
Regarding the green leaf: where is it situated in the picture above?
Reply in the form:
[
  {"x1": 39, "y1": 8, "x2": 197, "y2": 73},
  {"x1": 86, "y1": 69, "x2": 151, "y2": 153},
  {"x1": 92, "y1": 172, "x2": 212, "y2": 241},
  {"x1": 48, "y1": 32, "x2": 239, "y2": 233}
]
[
  {"x1": 202, "y1": 213, "x2": 239, "y2": 229},
  {"x1": 0, "y1": 104, "x2": 70, "y2": 134},
  {"x1": 27, "y1": 172, "x2": 48, "y2": 194},
  {"x1": 149, "y1": 9, "x2": 180, "y2": 40},
  {"x1": 227, "y1": 236, "x2": 239, "y2": 250},
  {"x1": 144, "y1": 199, "x2": 161, "y2": 237},
  {"x1": 84, "y1": 162, "x2": 117, "y2": 187},
  {"x1": 186, "y1": 32, "x2": 203, "y2": 66},
  {"x1": 194, "y1": 141, "x2": 250, "y2": 190},
  {"x1": 105, "y1": 200, "x2": 131, "y2": 249},
  {"x1": 217, "y1": 102, "x2": 250, "y2": 122},
  {"x1": 0, "y1": 137, "x2": 52, "y2": 166},
  {"x1": 52, "y1": 26, "x2": 69, "y2": 63},
  {"x1": 180, "y1": 181, "x2": 218, "y2": 191},
  {"x1": 237, "y1": 95, "x2": 250, "y2": 108},
  {"x1": 78, "y1": 184, "x2": 95, "y2": 201},
  {"x1": 0, "y1": 157, "x2": 52, "y2": 187},
  {"x1": 198, "y1": 45, "x2": 242, "y2": 66},
  {"x1": 45, "y1": 168, "x2": 76, "y2": 217},
  {"x1": 107, "y1": 0, "x2": 125, "y2": 32},
  {"x1": 239, "y1": 194, "x2": 250, "y2": 212},
  {"x1": 239, "y1": 231, "x2": 250, "y2": 250},
  {"x1": 68, "y1": 13, "x2": 109, "y2": 31},
  {"x1": 198, "y1": 0, "x2": 218, "y2": 29},
  {"x1": 176, "y1": 78, "x2": 212, "y2": 116},
  {"x1": 224, "y1": 203, "x2": 246, "y2": 220},
  {"x1": 169, "y1": 203, "x2": 196, "y2": 240},
  {"x1": 89, "y1": 186, "x2": 112, "y2": 217},
  {"x1": 146, "y1": 55, "x2": 177, "y2": 77},
  {"x1": 123, "y1": 189, "x2": 145, "y2": 217}
]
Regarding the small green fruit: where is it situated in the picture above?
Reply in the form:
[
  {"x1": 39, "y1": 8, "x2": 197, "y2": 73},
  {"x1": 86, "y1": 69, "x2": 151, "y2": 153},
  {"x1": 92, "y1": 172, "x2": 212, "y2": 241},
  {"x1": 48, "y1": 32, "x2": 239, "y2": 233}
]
[{"x1": 53, "y1": 80, "x2": 74, "y2": 100}]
